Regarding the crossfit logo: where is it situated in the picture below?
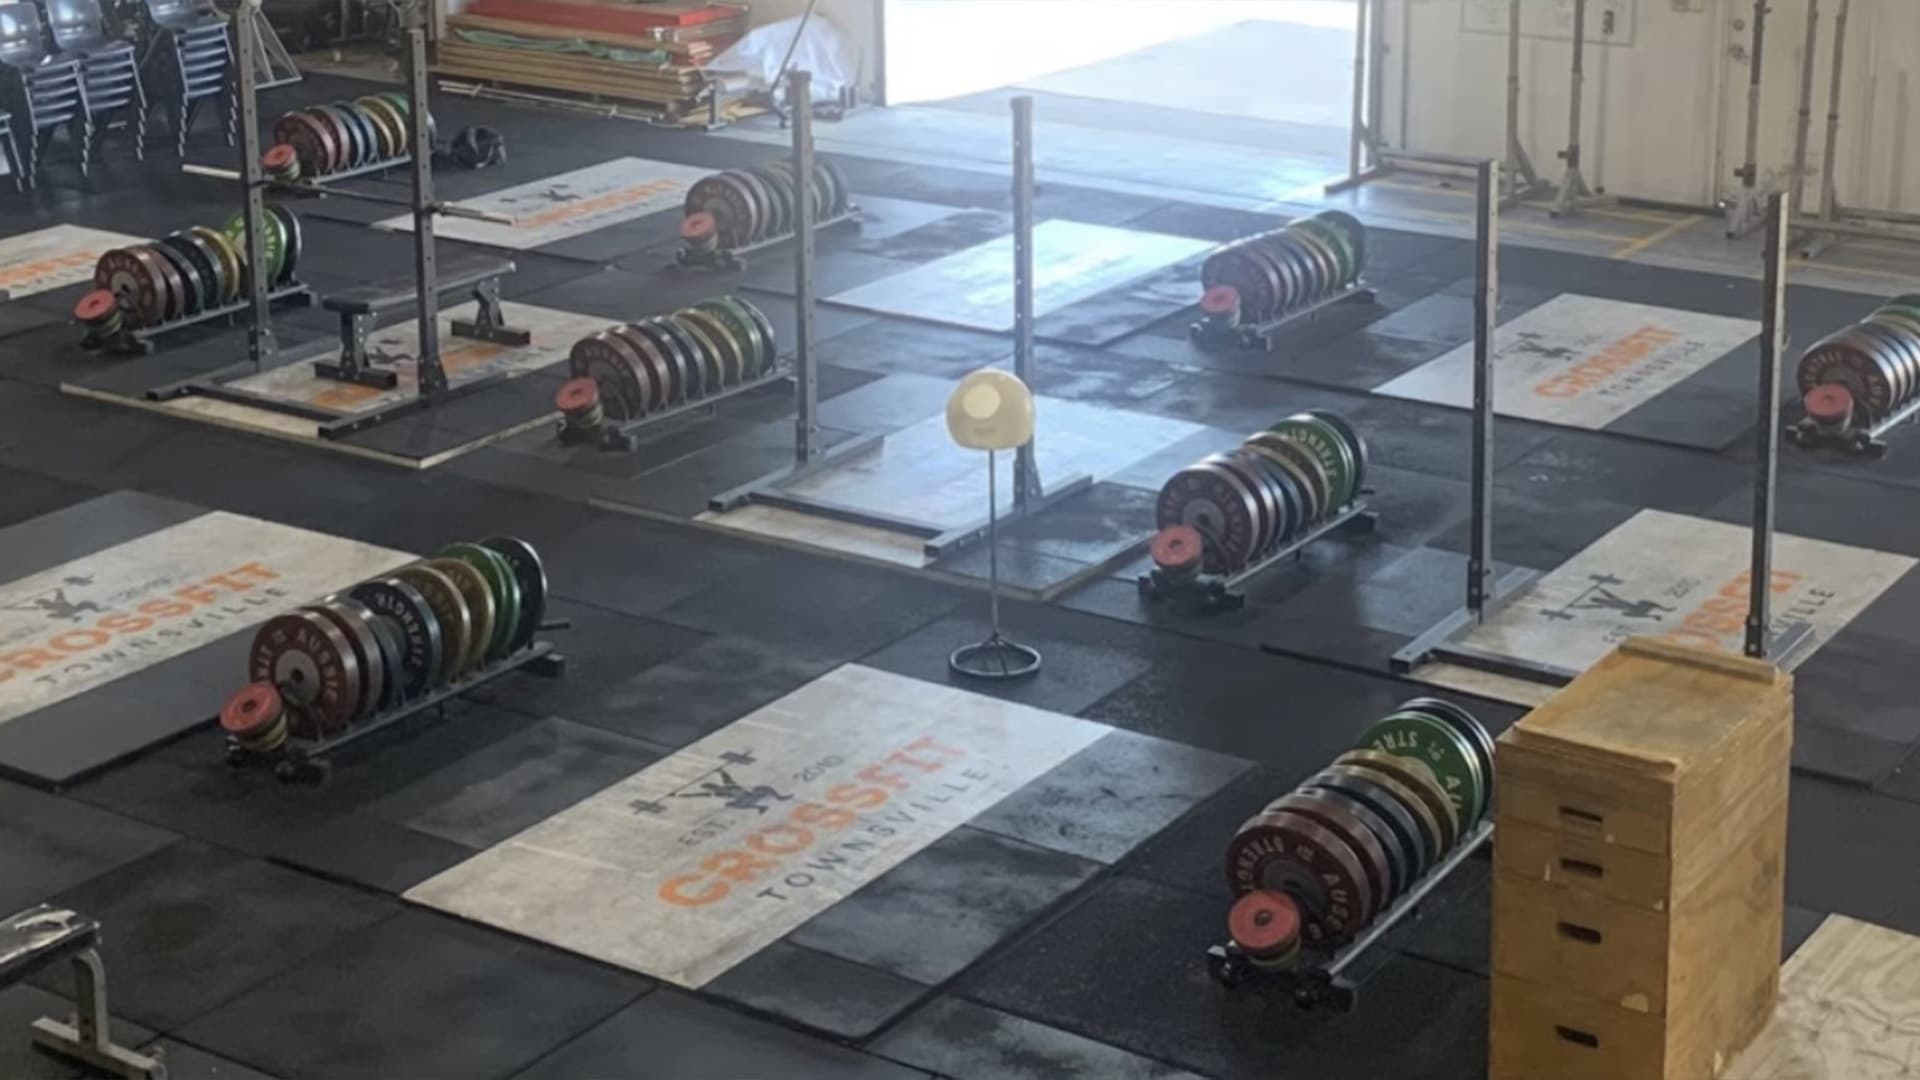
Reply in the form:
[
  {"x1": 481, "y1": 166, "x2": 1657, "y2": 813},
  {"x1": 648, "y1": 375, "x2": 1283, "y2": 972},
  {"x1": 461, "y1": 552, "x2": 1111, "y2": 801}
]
[
  {"x1": 0, "y1": 251, "x2": 98, "y2": 291},
  {"x1": 0, "y1": 562, "x2": 286, "y2": 686},
  {"x1": 626, "y1": 751, "x2": 794, "y2": 816},
  {"x1": 1543, "y1": 573, "x2": 1677, "y2": 622},
  {"x1": 654, "y1": 734, "x2": 978, "y2": 908},
  {"x1": 1661, "y1": 568, "x2": 1823, "y2": 652},
  {"x1": 1531, "y1": 324, "x2": 1682, "y2": 399},
  {"x1": 510, "y1": 180, "x2": 682, "y2": 231}
]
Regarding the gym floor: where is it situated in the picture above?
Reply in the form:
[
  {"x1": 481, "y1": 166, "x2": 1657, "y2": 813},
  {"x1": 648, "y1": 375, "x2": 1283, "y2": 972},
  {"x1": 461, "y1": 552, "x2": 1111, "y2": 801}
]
[{"x1": 2, "y1": 66, "x2": 1919, "y2": 1080}]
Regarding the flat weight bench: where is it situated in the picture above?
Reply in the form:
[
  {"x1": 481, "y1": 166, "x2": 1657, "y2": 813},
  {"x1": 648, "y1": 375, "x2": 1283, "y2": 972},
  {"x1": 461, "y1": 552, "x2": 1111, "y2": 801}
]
[
  {"x1": 1, "y1": 905, "x2": 166, "y2": 1079},
  {"x1": 314, "y1": 254, "x2": 532, "y2": 391}
]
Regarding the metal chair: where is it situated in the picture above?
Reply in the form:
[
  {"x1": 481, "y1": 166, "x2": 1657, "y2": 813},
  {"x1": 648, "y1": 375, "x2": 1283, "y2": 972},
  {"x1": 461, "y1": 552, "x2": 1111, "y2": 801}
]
[
  {"x1": 0, "y1": 107, "x2": 21, "y2": 189},
  {"x1": 0, "y1": 2, "x2": 88, "y2": 183},
  {"x1": 139, "y1": 0, "x2": 226, "y2": 156},
  {"x1": 44, "y1": 0, "x2": 144, "y2": 160}
]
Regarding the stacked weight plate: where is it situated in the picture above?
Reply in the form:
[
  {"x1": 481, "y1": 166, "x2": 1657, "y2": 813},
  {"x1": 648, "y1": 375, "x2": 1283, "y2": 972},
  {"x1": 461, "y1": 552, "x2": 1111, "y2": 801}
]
[
  {"x1": 226, "y1": 537, "x2": 548, "y2": 747},
  {"x1": 1224, "y1": 698, "x2": 1495, "y2": 957},
  {"x1": 566, "y1": 296, "x2": 779, "y2": 423},
  {"x1": 1198, "y1": 210, "x2": 1367, "y2": 326},
  {"x1": 81, "y1": 207, "x2": 302, "y2": 332},
  {"x1": 269, "y1": 93, "x2": 429, "y2": 180},
  {"x1": 682, "y1": 157, "x2": 853, "y2": 250},
  {"x1": 1795, "y1": 293, "x2": 1920, "y2": 428},
  {"x1": 1152, "y1": 410, "x2": 1370, "y2": 576}
]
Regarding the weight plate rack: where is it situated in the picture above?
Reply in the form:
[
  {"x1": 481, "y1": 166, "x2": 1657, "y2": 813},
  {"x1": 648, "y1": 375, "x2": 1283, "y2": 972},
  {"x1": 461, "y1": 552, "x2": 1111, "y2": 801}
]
[
  {"x1": 1788, "y1": 292, "x2": 1920, "y2": 457},
  {"x1": 221, "y1": 535, "x2": 567, "y2": 784},
  {"x1": 1191, "y1": 210, "x2": 1376, "y2": 350},
  {"x1": 77, "y1": 207, "x2": 312, "y2": 355},
  {"x1": 558, "y1": 294, "x2": 792, "y2": 451},
  {"x1": 1210, "y1": 697, "x2": 1497, "y2": 1011},
  {"x1": 1140, "y1": 409, "x2": 1378, "y2": 612},
  {"x1": 676, "y1": 157, "x2": 859, "y2": 271},
  {"x1": 267, "y1": 93, "x2": 430, "y2": 184}
]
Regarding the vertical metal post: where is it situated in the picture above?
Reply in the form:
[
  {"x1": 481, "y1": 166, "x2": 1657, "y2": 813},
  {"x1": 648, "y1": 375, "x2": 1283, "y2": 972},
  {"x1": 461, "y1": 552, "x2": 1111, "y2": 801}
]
[
  {"x1": 1552, "y1": 0, "x2": 1594, "y2": 216},
  {"x1": 1737, "y1": 0, "x2": 1770, "y2": 194},
  {"x1": 233, "y1": 0, "x2": 275, "y2": 367},
  {"x1": 1501, "y1": 0, "x2": 1537, "y2": 200},
  {"x1": 792, "y1": 69, "x2": 819, "y2": 462},
  {"x1": 405, "y1": 11, "x2": 443, "y2": 394},
  {"x1": 986, "y1": 448, "x2": 1000, "y2": 635},
  {"x1": 1815, "y1": 0, "x2": 1849, "y2": 217},
  {"x1": 1011, "y1": 93, "x2": 1038, "y2": 511},
  {"x1": 1345, "y1": 0, "x2": 1368, "y2": 177},
  {"x1": 1788, "y1": 0, "x2": 1821, "y2": 219},
  {"x1": 1469, "y1": 160, "x2": 1499, "y2": 617},
  {"x1": 1747, "y1": 192, "x2": 1787, "y2": 659}
]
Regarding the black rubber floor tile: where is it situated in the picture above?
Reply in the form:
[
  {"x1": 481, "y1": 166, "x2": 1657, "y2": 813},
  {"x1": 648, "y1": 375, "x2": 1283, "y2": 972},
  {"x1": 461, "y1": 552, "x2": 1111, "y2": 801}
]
[
  {"x1": 0, "y1": 984, "x2": 156, "y2": 1080},
  {"x1": 1428, "y1": 486, "x2": 1640, "y2": 572},
  {"x1": 565, "y1": 633, "x2": 839, "y2": 748},
  {"x1": 932, "y1": 543, "x2": 1102, "y2": 597},
  {"x1": 970, "y1": 729, "x2": 1250, "y2": 865},
  {"x1": 1871, "y1": 740, "x2": 1920, "y2": 805},
  {"x1": 811, "y1": 317, "x2": 1008, "y2": 381},
  {"x1": 592, "y1": 421, "x2": 866, "y2": 519},
  {"x1": 858, "y1": 602, "x2": 1159, "y2": 717},
  {"x1": 1783, "y1": 904, "x2": 1828, "y2": 960},
  {"x1": 998, "y1": 481, "x2": 1159, "y2": 566},
  {"x1": 1121, "y1": 765, "x2": 1293, "y2": 902},
  {"x1": 1380, "y1": 850, "x2": 1491, "y2": 977},
  {"x1": 179, "y1": 910, "x2": 646, "y2": 1080},
  {"x1": 1083, "y1": 643, "x2": 1506, "y2": 772},
  {"x1": 1786, "y1": 776, "x2": 1920, "y2": 937},
  {"x1": 0, "y1": 780, "x2": 177, "y2": 915},
  {"x1": 788, "y1": 827, "x2": 1101, "y2": 985},
  {"x1": 1789, "y1": 629, "x2": 1920, "y2": 744},
  {"x1": 1027, "y1": 343, "x2": 1186, "y2": 408},
  {"x1": 853, "y1": 207, "x2": 1009, "y2": 262},
  {"x1": 962, "y1": 875, "x2": 1488, "y2": 1080},
  {"x1": 537, "y1": 512, "x2": 770, "y2": 617},
  {"x1": 320, "y1": 474, "x2": 602, "y2": 556},
  {"x1": 507, "y1": 988, "x2": 924, "y2": 1079},
  {"x1": 1279, "y1": 545, "x2": 1526, "y2": 637},
  {"x1": 1361, "y1": 283, "x2": 1555, "y2": 348},
  {"x1": 0, "y1": 466, "x2": 103, "y2": 530},
  {"x1": 704, "y1": 942, "x2": 927, "y2": 1040},
  {"x1": 1342, "y1": 395, "x2": 1554, "y2": 486},
  {"x1": 1497, "y1": 432, "x2": 1750, "y2": 515},
  {"x1": 29, "y1": 841, "x2": 396, "y2": 1031},
  {"x1": 872, "y1": 995, "x2": 1204, "y2": 1080},
  {"x1": 1703, "y1": 466, "x2": 1920, "y2": 559},
  {"x1": 1132, "y1": 367, "x2": 1367, "y2": 439},
  {"x1": 69, "y1": 752, "x2": 475, "y2": 896},
  {"x1": 465, "y1": 597, "x2": 709, "y2": 720},
  {"x1": 656, "y1": 556, "x2": 966, "y2": 662},
  {"x1": 1794, "y1": 721, "x2": 1907, "y2": 789},
  {"x1": 363, "y1": 717, "x2": 663, "y2": 850},
  {"x1": 1121, "y1": 203, "x2": 1287, "y2": 244}
]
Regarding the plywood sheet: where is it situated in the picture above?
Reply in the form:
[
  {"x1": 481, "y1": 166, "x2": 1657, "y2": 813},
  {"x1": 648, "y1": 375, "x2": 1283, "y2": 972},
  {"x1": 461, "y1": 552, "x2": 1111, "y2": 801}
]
[
  {"x1": 0, "y1": 225, "x2": 144, "y2": 299},
  {"x1": 376, "y1": 158, "x2": 708, "y2": 249}
]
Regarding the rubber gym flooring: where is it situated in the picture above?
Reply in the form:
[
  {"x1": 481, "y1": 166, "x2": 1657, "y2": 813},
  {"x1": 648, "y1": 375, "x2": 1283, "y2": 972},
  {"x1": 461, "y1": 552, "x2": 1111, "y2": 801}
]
[{"x1": 1, "y1": 72, "x2": 1918, "y2": 1080}]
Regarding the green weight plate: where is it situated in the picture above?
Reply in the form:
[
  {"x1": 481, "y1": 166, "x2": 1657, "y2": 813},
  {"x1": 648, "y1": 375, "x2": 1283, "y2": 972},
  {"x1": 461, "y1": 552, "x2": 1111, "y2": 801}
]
[
  {"x1": 1316, "y1": 209, "x2": 1368, "y2": 275},
  {"x1": 1305, "y1": 409, "x2": 1368, "y2": 502},
  {"x1": 1360, "y1": 710, "x2": 1486, "y2": 827},
  {"x1": 1396, "y1": 696, "x2": 1495, "y2": 818},
  {"x1": 221, "y1": 209, "x2": 286, "y2": 288},
  {"x1": 673, "y1": 308, "x2": 742, "y2": 386},
  {"x1": 479, "y1": 536, "x2": 547, "y2": 653},
  {"x1": 1268, "y1": 415, "x2": 1355, "y2": 508},
  {"x1": 438, "y1": 542, "x2": 517, "y2": 663},
  {"x1": 1244, "y1": 432, "x2": 1329, "y2": 524},
  {"x1": 1293, "y1": 216, "x2": 1355, "y2": 285}
]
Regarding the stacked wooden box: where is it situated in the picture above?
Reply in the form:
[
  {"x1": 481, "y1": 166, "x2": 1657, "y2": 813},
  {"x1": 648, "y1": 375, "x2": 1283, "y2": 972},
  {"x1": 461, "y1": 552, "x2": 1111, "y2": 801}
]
[
  {"x1": 1489, "y1": 637, "x2": 1792, "y2": 1080},
  {"x1": 434, "y1": 0, "x2": 748, "y2": 118}
]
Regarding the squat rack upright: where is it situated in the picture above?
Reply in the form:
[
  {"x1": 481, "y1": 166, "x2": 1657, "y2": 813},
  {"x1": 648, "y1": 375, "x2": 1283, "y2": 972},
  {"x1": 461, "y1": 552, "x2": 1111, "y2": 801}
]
[{"x1": 153, "y1": 0, "x2": 531, "y2": 441}]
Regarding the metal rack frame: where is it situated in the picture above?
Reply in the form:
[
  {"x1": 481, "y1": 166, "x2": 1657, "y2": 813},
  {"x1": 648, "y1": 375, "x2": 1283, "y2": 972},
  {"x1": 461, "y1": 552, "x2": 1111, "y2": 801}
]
[
  {"x1": 152, "y1": 0, "x2": 531, "y2": 443},
  {"x1": 1190, "y1": 281, "x2": 1378, "y2": 351},
  {"x1": 1143, "y1": 501, "x2": 1377, "y2": 614},
  {"x1": 227, "y1": 637, "x2": 567, "y2": 784},
  {"x1": 1207, "y1": 822, "x2": 1492, "y2": 1011},
  {"x1": 1723, "y1": 0, "x2": 1775, "y2": 237},
  {"x1": 1328, "y1": 0, "x2": 1530, "y2": 197},
  {"x1": 707, "y1": 80, "x2": 1091, "y2": 562},
  {"x1": 1391, "y1": 171, "x2": 1815, "y2": 689},
  {"x1": 1789, "y1": 0, "x2": 1920, "y2": 258},
  {"x1": 675, "y1": 205, "x2": 861, "y2": 272}
]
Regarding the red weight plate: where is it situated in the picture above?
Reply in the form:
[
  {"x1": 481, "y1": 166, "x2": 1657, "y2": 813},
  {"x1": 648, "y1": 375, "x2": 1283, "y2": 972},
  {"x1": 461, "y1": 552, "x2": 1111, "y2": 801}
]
[
  {"x1": 681, "y1": 210, "x2": 717, "y2": 242},
  {"x1": 1799, "y1": 330, "x2": 1902, "y2": 418},
  {"x1": 247, "y1": 610, "x2": 361, "y2": 737},
  {"x1": 570, "y1": 332, "x2": 649, "y2": 416},
  {"x1": 1805, "y1": 383, "x2": 1854, "y2": 425},
  {"x1": 94, "y1": 248, "x2": 168, "y2": 327},
  {"x1": 556, "y1": 377, "x2": 599, "y2": 414},
  {"x1": 1224, "y1": 808, "x2": 1371, "y2": 945},
  {"x1": 1228, "y1": 890, "x2": 1302, "y2": 959},
  {"x1": 1200, "y1": 285, "x2": 1240, "y2": 317},
  {"x1": 1156, "y1": 461, "x2": 1262, "y2": 574},
  {"x1": 1149, "y1": 524, "x2": 1204, "y2": 572},
  {"x1": 219, "y1": 681, "x2": 284, "y2": 738},
  {"x1": 261, "y1": 142, "x2": 298, "y2": 175},
  {"x1": 73, "y1": 289, "x2": 118, "y2": 324}
]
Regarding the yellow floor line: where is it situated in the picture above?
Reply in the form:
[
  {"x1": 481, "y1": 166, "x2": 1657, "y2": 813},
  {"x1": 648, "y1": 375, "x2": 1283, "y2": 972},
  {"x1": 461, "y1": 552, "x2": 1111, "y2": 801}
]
[{"x1": 1610, "y1": 214, "x2": 1703, "y2": 260}]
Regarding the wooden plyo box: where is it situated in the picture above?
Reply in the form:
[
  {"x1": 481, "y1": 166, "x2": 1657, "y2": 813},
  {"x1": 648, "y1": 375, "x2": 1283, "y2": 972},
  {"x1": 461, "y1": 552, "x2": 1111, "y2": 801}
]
[{"x1": 1489, "y1": 637, "x2": 1792, "y2": 1080}]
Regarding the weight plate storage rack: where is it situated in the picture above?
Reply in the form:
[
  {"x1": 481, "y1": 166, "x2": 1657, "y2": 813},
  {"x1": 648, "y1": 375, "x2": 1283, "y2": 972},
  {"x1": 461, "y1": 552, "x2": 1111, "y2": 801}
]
[
  {"x1": 556, "y1": 294, "x2": 794, "y2": 451},
  {"x1": 221, "y1": 535, "x2": 567, "y2": 783},
  {"x1": 1141, "y1": 409, "x2": 1378, "y2": 612},
  {"x1": 676, "y1": 156, "x2": 860, "y2": 271},
  {"x1": 1190, "y1": 210, "x2": 1376, "y2": 350},
  {"x1": 1788, "y1": 292, "x2": 1920, "y2": 457},
  {"x1": 266, "y1": 92, "x2": 429, "y2": 185},
  {"x1": 76, "y1": 208, "x2": 312, "y2": 354},
  {"x1": 1209, "y1": 697, "x2": 1497, "y2": 1011}
]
